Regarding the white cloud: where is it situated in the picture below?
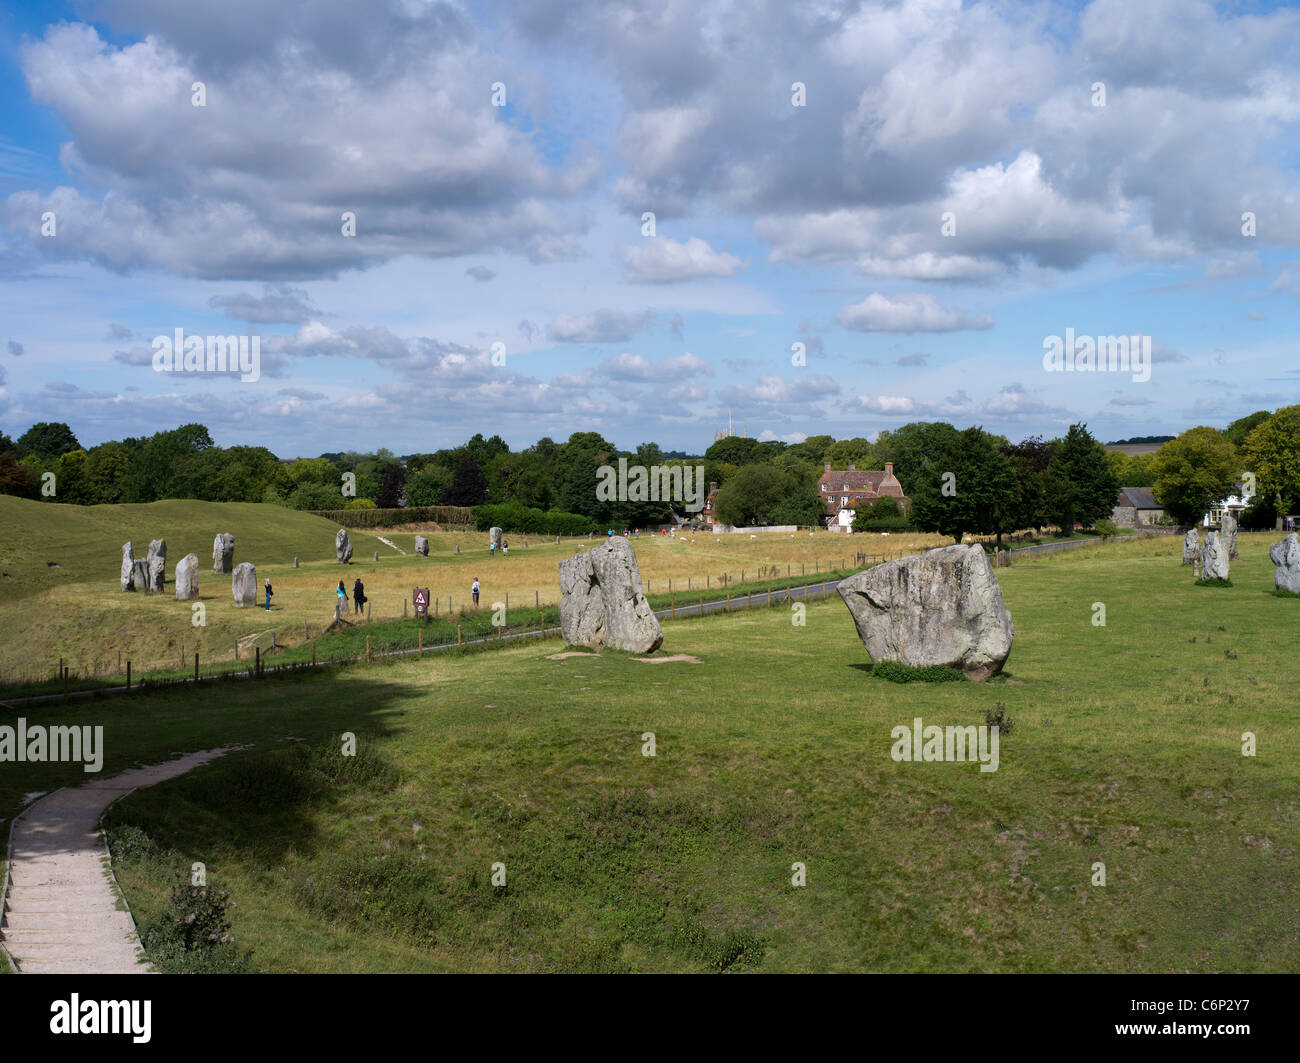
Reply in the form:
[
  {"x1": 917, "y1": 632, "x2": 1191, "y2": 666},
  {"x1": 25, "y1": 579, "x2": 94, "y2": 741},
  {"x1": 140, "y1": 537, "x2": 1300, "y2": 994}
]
[
  {"x1": 837, "y1": 293, "x2": 993, "y2": 333},
  {"x1": 621, "y1": 236, "x2": 747, "y2": 283}
]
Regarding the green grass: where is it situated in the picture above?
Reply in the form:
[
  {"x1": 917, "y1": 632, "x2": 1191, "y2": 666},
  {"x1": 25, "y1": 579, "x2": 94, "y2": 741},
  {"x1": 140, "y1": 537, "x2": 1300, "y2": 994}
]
[{"x1": 5, "y1": 532, "x2": 1298, "y2": 972}]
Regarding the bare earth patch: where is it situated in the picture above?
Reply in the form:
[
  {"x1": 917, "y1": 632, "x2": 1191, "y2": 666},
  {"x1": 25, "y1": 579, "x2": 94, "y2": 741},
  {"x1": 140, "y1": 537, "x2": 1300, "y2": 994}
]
[
  {"x1": 546, "y1": 651, "x2": 598, "y2": 660},
  {"x1": 632, "y1": 654, "x2": 702, "y2": 664}
]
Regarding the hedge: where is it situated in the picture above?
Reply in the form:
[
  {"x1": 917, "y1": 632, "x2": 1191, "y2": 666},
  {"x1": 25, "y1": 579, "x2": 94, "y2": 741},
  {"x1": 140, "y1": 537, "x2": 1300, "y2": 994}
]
[
  {"x1": 473, "y1": 502, "x2": 600, "y2": 536},
  {"x1": 308, "y1": 505, "x2": 476, "y2": 529}
]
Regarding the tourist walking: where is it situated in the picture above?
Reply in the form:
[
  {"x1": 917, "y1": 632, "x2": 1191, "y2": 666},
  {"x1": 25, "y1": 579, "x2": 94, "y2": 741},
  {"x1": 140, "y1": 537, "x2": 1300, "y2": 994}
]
[
  {"x1": 336, "y1": 580, "x2": 348, "y2": 619},
  {"x1": 352, "y1": 578, "x2": 365, "y2": 616},
  {"x1": 264, "y1": 578, "x2": 273, "y2": 611},
  {"x1": 471, "y1": 577, "x2": 480, "y2": 606}
]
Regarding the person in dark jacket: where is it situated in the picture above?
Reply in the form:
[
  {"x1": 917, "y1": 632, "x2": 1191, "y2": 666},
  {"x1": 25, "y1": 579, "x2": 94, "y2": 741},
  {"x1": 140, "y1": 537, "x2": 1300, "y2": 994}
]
[
  {"x1": 352, "y1": 578, "x2": 365, "y2": 615},
  {"x1": 264, "y1": 578, "x2": 273, "y2": 611}
]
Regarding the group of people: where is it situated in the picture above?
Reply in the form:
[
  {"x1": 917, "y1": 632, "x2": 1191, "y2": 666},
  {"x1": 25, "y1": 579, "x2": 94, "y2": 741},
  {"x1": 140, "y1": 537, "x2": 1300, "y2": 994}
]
[
  {"x1": 336, "y1": 577, "x2": 367, "y2": 615},
  {"x1": 489, "y1": 539, "x2": 509, "y2": 556}
]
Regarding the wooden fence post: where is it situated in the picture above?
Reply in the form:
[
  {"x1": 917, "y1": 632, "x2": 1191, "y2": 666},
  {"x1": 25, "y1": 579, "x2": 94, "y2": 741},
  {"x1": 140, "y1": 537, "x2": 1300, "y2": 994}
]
[
  {"x1": 126, "y1": 661, "x2": 131, "y2": 690},
  {"x1": 255, "y1": 646, "x2": 260, "y2": 675},
  {"x1": 312, "y1": 641, "x2": 316, "y2": 665},
  {"x1": 366, "y1": 635, "x2": 371, "y2": 662},
  {"x1": 418, "y1": 628, "x2": 423, "y2": 657},
  {"x1": 457, "y1": 624, "x2": 462, "y2": 646},
  {"x1": 194, "y1": 652, "x2": 199, "y2": 681}
]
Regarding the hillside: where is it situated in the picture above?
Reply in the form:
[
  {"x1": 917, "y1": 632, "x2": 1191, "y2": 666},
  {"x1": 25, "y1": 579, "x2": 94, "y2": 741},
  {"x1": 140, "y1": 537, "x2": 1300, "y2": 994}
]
[{"x1": 0, "y1": 496, "x2": 387, "y2": 600}]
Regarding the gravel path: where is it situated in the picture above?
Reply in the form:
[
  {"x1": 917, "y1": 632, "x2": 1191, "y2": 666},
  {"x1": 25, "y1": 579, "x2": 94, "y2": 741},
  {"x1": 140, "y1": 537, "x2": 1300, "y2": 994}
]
[{"x1": 2, "y1": 747, "x2": 241, "y2": 974}]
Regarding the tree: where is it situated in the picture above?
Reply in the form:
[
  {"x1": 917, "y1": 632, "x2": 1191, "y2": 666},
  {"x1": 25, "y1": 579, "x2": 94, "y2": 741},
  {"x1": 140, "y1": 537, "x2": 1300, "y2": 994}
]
[
  {"x1": 16, "y1": 422, "x2": 79, "y2": 462},
  {"x1": 1151, "y1": 426, "x2": 1240, "y2": 525},
  {"x1": 712, "y1": 465, "x2": 820, "y2": 527},
  {"x1": 872, "y1": 422, "x2": 962, "y2": 499},
  {"x1": 704, "y1": 435, "x2": 766, "y2": 467},
  {"x1": 405, "y1": 464, "x2": 452, "y2": 506},
  {"x1": 1046, "y1": 423, "x2": 1119, "y2": 530},
  {"x1": 442, "y1": 458, "x2": 488, "y2": 506},
  {"x1": 0, "y1": 450, "x2": 39, "y2": 498},
  {"x1": 1243, "y1": 405, "x2": 1300, "y2": 527},
  {"x1": 910, "y1": 427, "x2": 1019, "y2": 542},
  {"x1": 1225, "y1": 410, "x2": 1272, "y2": 450},
  {"x1": 84, "y1": 442, "x2": 130, "y2": 504},
  {"x1": 376, "y1": 461, "x2": 406, "y2": 508}
]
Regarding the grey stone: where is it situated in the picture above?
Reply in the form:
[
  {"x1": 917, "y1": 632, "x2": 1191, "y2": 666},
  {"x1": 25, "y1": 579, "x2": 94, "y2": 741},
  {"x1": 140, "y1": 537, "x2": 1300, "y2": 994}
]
[
  {"x1": 293, "y1": 556, "x2": 299, "y2": 568},
  {"x1": 1182, "y1": 528, "x2": 1199, "y2": 566},
  {"x1": 336, "y1": 528, "x2": 353, "y2": 563},
  {"x1": 559, "y1": 536, "x2": 663, "y2": 653},
  {"x1": 121, "y1": 542, "x2": 135, "y2": 591},
  {"x1": 175, "y1": 554, "x2": 199, "y2": 600},
  {"x1": 131, "y1": 559, "x2": 149, "y2": 592},
  {"x1": 232, "y1": 562, "x2": 257, "y2": 607},
  {"x1": 213, "y1": 533, "x2": 234, "y2": 574},
  {"x1": 1269, "y1": 533, "x2": 1300, "y2": 593},
  {"x1": 147, "y1": 555, "x2": 166, "y2": 594},
  {"x1": 1201, "y1": 531, "x2": 1230, "y2": 580},
  {"x1": 1221, "y1": 511, "x2": 1239, "y2": 560},
  {"x1": 836, "y1": 544, "x2": 1014, "y2": 681},
  {"x1": 490, "y1": 527, "x2": 503, "y2": 549},
  {"x1": 415, "y1": 536, "x2": 429, "y2": 556},
  {"x1": 147, "y1": 539, "x2": 166, "y2": 567}
]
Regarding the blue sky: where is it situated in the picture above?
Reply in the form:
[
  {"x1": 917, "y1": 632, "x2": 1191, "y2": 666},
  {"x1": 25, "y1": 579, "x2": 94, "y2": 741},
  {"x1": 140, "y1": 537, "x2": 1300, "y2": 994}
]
[{"x1": 1, "y1": 0, "x2": 1298, "y2": 457}]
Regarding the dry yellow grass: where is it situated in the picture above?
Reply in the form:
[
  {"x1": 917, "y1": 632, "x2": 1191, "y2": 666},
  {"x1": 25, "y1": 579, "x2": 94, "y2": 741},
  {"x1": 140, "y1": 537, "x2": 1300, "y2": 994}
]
[{"x1": 0, "y1": 524, "x2": 948, "y2": 682}]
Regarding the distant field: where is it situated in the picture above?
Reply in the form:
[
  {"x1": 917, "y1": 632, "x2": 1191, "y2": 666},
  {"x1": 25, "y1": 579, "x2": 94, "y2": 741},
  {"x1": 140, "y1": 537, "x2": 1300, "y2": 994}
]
[
  {"x1": 3, "y1": 531, "x2": 1296, "y2": 972},
  {"x1": 0, "y1": 495, "x2": 948, "y2": 684}
]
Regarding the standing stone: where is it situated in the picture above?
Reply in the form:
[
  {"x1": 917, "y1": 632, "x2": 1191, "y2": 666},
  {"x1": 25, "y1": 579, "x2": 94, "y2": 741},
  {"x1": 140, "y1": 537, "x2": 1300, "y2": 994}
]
[
  {"x1": 490, "y1": 527, "x2": 503, "y2": 549},
  {"x1": 175, "y1": 553, "x2": 199, "y2": 600},
  {"x1": 121, "y1": 542, "x2": 135, "y2": 591},
  {"x1": 373, "y1": 551, "x2": 379, "y2": 562},
  {"x1": 336, "y1": 528, "x2": 353, "y2": 564},
  {"x1": 836, "y1": 544, "x2": 1014, "y2": 681},
  {"x1": 213, "y1": 533, "x2": 235, "y2": 574},
  {"x1": 293, "y1": 556, "x2": 299, "y2": 568},
  {"x1": 1200, "y1": 531, "x2": 1229, "y2": 580},
  {"x1": 1182, "y1": 528, "x2": 1200, "y2": 566},
  {"x1": 232, "y1": 562, "x2": 257, "y2": 607},
  {"x1": 131, "y1": 559, "x2": 149, "y2": 591},
  {"x1": 1221, "y1": 511, "x2": 1239, "y2": 560},
  {"x1": 558, "y1": 536, "x2": 663, "y2": 653},
  {"x1": 147, "y1": 539, "x2": 166, "y2": 568},
  {"x1": 415, "y1": 536, "x2": 429, "y2": 556},
  {"x1": 1269, "y1": 533, "x2": 1300, "y2": 592},
  {"x1": 147, "y1": 555, "x2": 166, "y2": 594}
]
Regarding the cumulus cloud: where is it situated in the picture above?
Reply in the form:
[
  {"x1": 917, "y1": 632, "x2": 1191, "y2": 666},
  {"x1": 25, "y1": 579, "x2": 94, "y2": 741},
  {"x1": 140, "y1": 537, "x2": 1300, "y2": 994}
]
[
  {"x1": 6, "y1": 341, "x2": 22, "y2": 357},
  {"x1": 837, "y1": 293, "x2": 993, "y2": 333},
  {"x1": 621, "y1": 236, "x2": 747, "y2": 283},
  {"x1": 466, "y1": 266, "x2": 496, "y2": 283},
  {"x1": 209, "y1": 284, "x2": 322, "y2": 324}
]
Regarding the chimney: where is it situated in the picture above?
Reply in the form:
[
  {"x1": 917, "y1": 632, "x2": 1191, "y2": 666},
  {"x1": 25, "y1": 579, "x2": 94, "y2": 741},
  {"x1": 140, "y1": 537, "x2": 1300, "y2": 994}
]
[
  {"x1": 884, "y1": 462, "x2": 894, "y2": 477},
  {"x1": 824, "y1": 462, "x2": 832, "y2": 473}
]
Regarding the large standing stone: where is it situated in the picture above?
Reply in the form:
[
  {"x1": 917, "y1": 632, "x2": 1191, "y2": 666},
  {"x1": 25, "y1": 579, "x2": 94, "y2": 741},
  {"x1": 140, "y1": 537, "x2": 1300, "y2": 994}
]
[
  {"x1": 336, "y1": 528, "x2": 353, "y2": 563},
  {"x1": 490, "y1": 527, "x2": 503, "y2": 549},
  {"x1": 121, "y1": 542, "x2": 135, "y2": 591},
  {"x1": 1182, "y1": 528, "x2": 1200, "y2": 566},
  {"x1": 1221, "y1": 511, "x2": 1239, "y2": 560},
  {"x1": 558, "y1": 536, "x2": 663, "y2": 653},
  {"x1": 232, "y1": 562, "x2": 257, "y2": 607},
  {"x1": 175, "y1": 553, "x2": 199, "y2": 600},
  {"x1": 213, "y1": 533, "x2": 234, "y2": 574},
  {"x1": 1201, "y1": 531, "x2": 1230, "y2": 580},
  {"x1": 415, "y1": 536, "x2": 429, "y2": 556},
  {"x1": 836, "y1": 544, "x2": 1014, "y2": 681},
  {"x1": 131, "y1": 558, "x2": 149, "y2": 592},
  {"x1": 1269, "y1": 533, "x2": 1300, "y2": 592},
  {"x1": 147, "y1": 539, "x2": 166, "y2": 567},
  {"x1": 147, "y1": 555, "x2": 166, "y2": 594}
]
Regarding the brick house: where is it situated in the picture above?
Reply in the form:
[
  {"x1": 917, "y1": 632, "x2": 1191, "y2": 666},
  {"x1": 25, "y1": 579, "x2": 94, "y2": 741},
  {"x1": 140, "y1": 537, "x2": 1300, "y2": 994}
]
[{"x1": 817, "y1": 462, "x2": 908, "y2": 523}]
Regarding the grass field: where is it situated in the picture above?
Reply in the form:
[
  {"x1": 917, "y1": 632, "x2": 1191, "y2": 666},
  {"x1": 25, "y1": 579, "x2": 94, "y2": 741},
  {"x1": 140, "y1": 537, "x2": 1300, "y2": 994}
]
[
  {"x1": 3, "y1": 532, "x2": 1296, "y2": 972},
  {"x1": 0, "y1": 495, "x2": 948, "y2": 685}
]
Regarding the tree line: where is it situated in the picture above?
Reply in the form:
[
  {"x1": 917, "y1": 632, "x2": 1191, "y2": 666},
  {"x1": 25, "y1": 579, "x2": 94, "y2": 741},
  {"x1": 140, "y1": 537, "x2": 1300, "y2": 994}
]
[{"x1": 2, "y1": 406, "x2": 1298, "y2": 536}]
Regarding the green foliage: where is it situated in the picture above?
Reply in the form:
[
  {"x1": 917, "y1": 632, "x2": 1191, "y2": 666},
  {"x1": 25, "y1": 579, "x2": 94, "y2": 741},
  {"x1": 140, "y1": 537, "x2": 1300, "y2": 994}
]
[
  {"x1": 1244, "y1": 405, "x2": 1300, "y2": 517},
  {"x1": 1225, "y1": 411, "x2": 1272, "y2": 450},
  {"x1": 984, "y1": 701, "x2": 1015, "y2": 736},
  {"x1": 474, "y1": 501, "x2": 598, "y2": 535},
  {"x1": 16, "y1": 421, "x2": 80, "y2": 462},
  {"x1": 1093, "y1": 518, "x2": 1117, "y2": 536},
  {"x1": 713, "y1": 464, "x2": 821, "y2": 527},
  {"x1": 1194, "y1": 577, "x2": 1234, "y2": 588},
  {"x1": 312, "y1": 505, "x2": 476, "y2": 529},
  {"x1": 871, "y1": 660, "x2": 965, "y2": 683},
  {"x1": 910, "y1": 426, "x2": 1018, "y2": 542},
  {"x1": 1151, "y1": 426, "x2": 1240, "y2": 524},
  {"x1": 1046, "y1": 423, "x2": 1119, "y2": 529},
  {"x1": 137, "y1": 878, "x2": 254, "y2": 974}
]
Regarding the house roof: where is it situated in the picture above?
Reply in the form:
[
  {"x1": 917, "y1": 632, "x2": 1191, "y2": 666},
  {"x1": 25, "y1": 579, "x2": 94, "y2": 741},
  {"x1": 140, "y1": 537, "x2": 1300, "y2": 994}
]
[{"x1": 1117, "y1": 487, "x2": 1160, "y2": 510}]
